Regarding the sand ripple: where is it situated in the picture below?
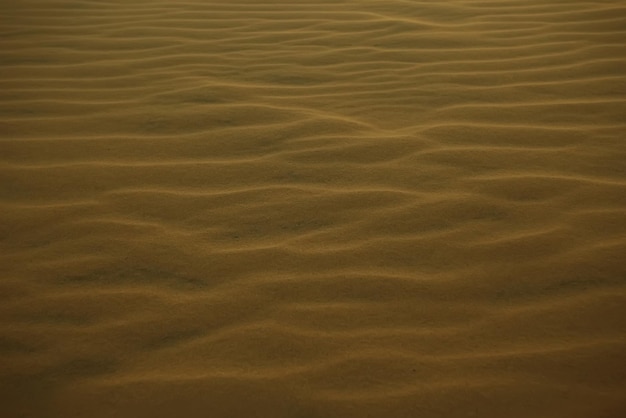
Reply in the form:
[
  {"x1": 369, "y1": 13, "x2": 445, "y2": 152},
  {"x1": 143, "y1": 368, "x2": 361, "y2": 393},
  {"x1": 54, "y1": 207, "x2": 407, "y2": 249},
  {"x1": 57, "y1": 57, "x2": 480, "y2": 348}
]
[{"x1": 1, "y1": 1, "x2": 625, "y2": 417}]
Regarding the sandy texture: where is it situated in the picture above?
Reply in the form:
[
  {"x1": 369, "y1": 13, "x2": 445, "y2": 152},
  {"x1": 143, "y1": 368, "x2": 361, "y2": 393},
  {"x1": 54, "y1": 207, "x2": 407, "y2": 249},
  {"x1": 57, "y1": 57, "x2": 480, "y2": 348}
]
[{"x1": 1, "y1": 0, "x2": 626, "y2": 417}]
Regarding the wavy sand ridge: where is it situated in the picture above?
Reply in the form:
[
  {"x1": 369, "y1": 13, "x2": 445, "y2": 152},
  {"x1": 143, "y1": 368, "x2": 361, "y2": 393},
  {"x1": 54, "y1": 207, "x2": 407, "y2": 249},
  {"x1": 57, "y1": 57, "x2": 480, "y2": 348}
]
[{"x1": 1, "y1": 0, "x2": 626, "y2": 417}]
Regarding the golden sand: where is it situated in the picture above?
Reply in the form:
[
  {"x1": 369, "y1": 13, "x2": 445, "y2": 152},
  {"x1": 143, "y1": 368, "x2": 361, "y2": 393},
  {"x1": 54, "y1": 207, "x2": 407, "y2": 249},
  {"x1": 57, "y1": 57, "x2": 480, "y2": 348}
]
[{"x1": 1, "y1": 0, "x2": 626, "y2": 417}]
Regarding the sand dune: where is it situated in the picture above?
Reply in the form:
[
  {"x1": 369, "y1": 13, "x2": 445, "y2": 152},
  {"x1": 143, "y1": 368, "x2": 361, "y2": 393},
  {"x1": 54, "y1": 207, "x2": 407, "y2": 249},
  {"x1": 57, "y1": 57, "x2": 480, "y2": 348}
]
[{"x1": 1, "y1": 0, "x2": 626, "y2": 417}]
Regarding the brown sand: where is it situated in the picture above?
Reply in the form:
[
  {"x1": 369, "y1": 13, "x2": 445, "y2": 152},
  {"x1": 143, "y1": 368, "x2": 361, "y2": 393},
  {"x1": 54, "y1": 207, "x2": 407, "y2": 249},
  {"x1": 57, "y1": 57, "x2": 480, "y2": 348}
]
[{"x1": 1, "y1": 0, "x2": 626, "y2": 417}]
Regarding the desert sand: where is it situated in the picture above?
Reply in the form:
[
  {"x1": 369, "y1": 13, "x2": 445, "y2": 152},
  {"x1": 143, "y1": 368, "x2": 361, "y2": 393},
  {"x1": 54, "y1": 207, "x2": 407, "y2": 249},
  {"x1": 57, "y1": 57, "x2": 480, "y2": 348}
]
[{"x1": 1, "y1": 0, "x2": 626, "y2": 417}]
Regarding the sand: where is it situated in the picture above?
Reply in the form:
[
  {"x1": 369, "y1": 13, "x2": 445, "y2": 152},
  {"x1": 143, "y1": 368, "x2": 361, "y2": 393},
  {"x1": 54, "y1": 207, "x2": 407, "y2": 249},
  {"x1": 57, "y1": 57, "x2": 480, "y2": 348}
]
[{"x1": 1, "y1": 0, "x2": 626, "y2": 417}]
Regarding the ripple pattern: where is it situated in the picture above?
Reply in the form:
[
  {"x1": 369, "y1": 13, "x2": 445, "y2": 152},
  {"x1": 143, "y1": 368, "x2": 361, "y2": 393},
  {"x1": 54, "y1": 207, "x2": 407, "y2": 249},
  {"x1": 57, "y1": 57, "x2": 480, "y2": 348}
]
[{"x1": 1, "y1": 1, "x2": 626, "y2": 417}]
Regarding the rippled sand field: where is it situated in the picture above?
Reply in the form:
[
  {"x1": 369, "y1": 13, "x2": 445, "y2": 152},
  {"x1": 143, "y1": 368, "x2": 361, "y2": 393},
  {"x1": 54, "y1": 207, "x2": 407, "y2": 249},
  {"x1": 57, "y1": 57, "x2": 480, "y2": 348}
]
[{"x1": 1, "y1": 1, "x2": 626, "y2": 417}]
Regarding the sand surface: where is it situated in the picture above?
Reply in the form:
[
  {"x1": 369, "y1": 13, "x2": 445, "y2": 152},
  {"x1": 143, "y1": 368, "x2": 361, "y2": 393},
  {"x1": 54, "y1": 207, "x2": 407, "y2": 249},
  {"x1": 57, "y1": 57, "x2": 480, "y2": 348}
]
[{"x1": 1, "y1": 0, "x2": 626, "y2": 417}]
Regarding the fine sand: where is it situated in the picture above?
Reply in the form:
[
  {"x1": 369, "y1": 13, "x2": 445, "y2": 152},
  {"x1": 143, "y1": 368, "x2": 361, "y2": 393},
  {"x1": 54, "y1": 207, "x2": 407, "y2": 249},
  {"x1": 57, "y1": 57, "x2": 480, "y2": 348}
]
[{"x1": 1, "y1": 1, "x2": 626, "y2": 417}]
